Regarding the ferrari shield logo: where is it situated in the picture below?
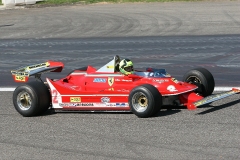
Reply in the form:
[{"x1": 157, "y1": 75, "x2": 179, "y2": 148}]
[{"x1": 108, "y1": 77, "x2": 114, "y2": 86}]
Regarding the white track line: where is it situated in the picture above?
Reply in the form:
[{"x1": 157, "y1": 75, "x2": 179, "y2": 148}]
[{"x1": 0, "y1": 87, "x2": 238, "y2": 92}]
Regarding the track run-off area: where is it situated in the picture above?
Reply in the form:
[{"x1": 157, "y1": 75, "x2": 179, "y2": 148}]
[{"x1": 0, "y1": 1, "x2": 240, "y2": 160}]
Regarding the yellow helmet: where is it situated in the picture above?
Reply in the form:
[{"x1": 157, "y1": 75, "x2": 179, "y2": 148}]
[{"x1": 119, "y1": 59, "x2": 134, "y2": 75}]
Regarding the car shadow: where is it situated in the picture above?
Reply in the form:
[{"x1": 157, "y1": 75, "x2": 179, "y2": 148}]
[
  {"x1": 41, "y1": 105, "x2": 183, "y2": 117},
  {"x1": 40, "y1": 99, "x2": 240, "y2": 117},
  {"x1": 41, "y1": 109, "x2": 57, "y2": 116},
  {"x1": 196, "y1": 99, "x2": 240, "y2": 115},
  {"x1": 152, "y1": 105, "x2": 183, "y2": 117},
  {"x1": 41, "y1": 109, "x2": 133, "y2": 117}
]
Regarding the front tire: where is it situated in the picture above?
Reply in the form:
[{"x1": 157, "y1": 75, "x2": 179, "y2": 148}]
[
  {"x1": 183, "y1": 68, "x2": 215, "y2": 97},
  {"x1": 129, "y1": 84, "x2": 162, "y2": 118},
  {"x1": 13, "y1": 81, "x2": 50, "y2": 117}
]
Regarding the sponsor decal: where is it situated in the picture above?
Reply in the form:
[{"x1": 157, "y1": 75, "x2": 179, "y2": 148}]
[
  {"x1": 167, "y1": 85, "x2": 178, "y2": 92},
  {"x1": 26, "y1": 62, "x2": 49, "y2": 71},
  {"x1": 70, "y1": 97, "x2": 81, "y2": 102},
  {"x1": 171, "y1": 78, "x2": 178, "y2": 83},
  {"x1": 59, "y1": 102, "x2": 129, "y2": 108},
  {"x1": 15, "y1": 76, "x2": 26, "y2": 82},
  {"x1": 101, "y1": 97, "x2": 110, "y2": 103},
  {"x1": 107, "y1": 65, "x2": 114, "y2": 69},
  {"x1": 121, "y1": 79, "x2": 132, "y2": 82},
  {"x1": 106, "y1": 103, "x2": 117, "y2": 107},
  {"x1": 78, "y1": 103, "x2": 94, "y2": 106},
  {"x1": 153, "y1": 79, "x2": 169, "y2": 83},
  {"x1": 116, "y1": 103, "x2": 127, "y2": 107},
  {"x1": 11, "y1": 71, "x2": 29, "y2": 76},
  {"x1": 108, "y1": 77, "x2": 114, "y2": 86},
  {"x1": 93, "y1": 78, "x2": 106, "y2": 83},
  {"x1": 59, "y1": 103, "x2": 94, "y2": 107},
  {"x1": 116, "y1": 89, "x2": 130, "y2": 92},
  {"x1": 70, "y1": 86, "x2": 80, "y2": 91}
]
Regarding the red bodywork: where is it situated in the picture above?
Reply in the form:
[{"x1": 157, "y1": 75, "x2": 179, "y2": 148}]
[
  {"x1": 47, "y1": 65, "x2": 202, "y2": 111},
  {"x1": 11, "y1": 58, "x2": 240, "y2": 112}
]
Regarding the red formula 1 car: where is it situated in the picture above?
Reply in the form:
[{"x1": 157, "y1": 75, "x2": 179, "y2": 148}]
[{"x1": 11, "y1": 55, "x2": 240, "y2": 118}]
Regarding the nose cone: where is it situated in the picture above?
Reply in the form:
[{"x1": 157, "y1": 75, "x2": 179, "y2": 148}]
[{"x1": 153, "y1": 78, "x2": 198, "y2": 95}]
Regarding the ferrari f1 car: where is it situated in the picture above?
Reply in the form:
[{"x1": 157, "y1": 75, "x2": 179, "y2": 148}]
[{"x1": 11, "y1": 55, "x2": 240, "y2": 118}]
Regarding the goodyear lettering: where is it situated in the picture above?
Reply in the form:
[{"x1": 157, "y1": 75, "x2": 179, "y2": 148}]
[{"x1": 27, "y1": 62, "x2": 49, "y2": 70}]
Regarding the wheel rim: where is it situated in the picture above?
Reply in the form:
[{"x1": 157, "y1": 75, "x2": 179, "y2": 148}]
[
  {"x1": 132, "y1": 92, "x2": 148, "y2": 112},
  {"x1": 17, "y1": 91, "x2": 32, "y2": 110},
  {"x1": 186, "y1": 76, "x2": 204, "y2": 94},
  {"x1": 186, "y1": 76, "x2": 202, "y2": 84}
]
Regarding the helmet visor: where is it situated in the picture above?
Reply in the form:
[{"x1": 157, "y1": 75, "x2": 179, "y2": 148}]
[{"x1": 124, "y1": 66, "x2": 133, "y2": 72}]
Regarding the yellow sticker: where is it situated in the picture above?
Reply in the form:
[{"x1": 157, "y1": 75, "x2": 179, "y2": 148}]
[
  {"x1": 107, "y1": 65, "x2": 114, "y2": 69},
  {"x1": 108, "y1": 77, "x2": 114, "y2": 86},
  {"x1": 70, "y1": 97, "x2": 81, "y2": 102},
  {"x1": 15, "y1": 76, "x2": 26, "y2": 82}
]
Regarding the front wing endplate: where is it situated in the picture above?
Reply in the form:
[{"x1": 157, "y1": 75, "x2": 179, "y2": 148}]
[{"x1": 188, "y1": 88, "x2": 240, "y2": 110}]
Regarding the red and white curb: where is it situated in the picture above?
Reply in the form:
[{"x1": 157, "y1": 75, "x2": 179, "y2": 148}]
[{"x1": 0, "y1": 87, "x2": 238, "y2": 92}]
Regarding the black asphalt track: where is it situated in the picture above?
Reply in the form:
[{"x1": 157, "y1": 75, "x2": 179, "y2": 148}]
[{"x1": 0, "y1": 35, "x2": 240, "y2": 87}]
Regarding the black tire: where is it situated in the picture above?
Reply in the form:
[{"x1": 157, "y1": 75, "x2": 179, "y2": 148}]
[
  {"x1": 182, "y1": 68, "x2": 215, "y2": 97},
  {"x1": 129, "y1": 84, "x2": 162, "y2": 118},
  {"x1": 12, "y1": 81, "x2": 51, "y2": 117}
]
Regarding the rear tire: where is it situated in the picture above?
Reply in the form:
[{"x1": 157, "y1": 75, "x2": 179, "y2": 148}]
[
  {"x1": 183, "y1": 68, "x2": 215, "y2": 97},
  {"x1": 13, "y1": 81, "x2": 50, "y2": 117},
  {"x1": 129, "y1": 84, "x2": 162, "y2": 118}
]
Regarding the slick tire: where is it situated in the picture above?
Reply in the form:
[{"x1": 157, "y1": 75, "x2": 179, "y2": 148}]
[
  {"x1": 183, "y1": 68, "x2": 215, "y2": 97},
  {"x1": 13, "y1": 81, "x2": 51, "y2": 117},
  {"x1": 129, "y1": 84, "x2": 162, "y2": 118}
]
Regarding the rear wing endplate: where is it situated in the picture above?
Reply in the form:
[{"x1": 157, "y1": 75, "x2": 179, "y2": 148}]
[{"x1": 11, "y1": 61, "x2": 64, "y2": 83}]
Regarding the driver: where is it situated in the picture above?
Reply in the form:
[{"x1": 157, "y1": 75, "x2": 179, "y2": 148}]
[{"x1": 119, "y1": 59, "x2": 134, "y2": 75}]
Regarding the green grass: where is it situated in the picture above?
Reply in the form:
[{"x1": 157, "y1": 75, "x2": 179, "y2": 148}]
[{"x1": 37, "y1": 0, "x2": 205, "y2": 5}]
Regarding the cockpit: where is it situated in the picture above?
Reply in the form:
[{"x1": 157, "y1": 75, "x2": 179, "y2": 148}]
[{"x1": 96, "y1": 55, "x2": 171, "y2": 78}]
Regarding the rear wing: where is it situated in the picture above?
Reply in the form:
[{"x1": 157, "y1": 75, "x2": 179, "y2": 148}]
[{"x1": 11, "y1": 61, "x2": 64, "y2": 83}]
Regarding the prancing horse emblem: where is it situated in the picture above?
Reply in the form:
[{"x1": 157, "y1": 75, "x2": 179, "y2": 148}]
[{"x1": 108, "y1": 77, "x2": 114, "y2": 86}]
